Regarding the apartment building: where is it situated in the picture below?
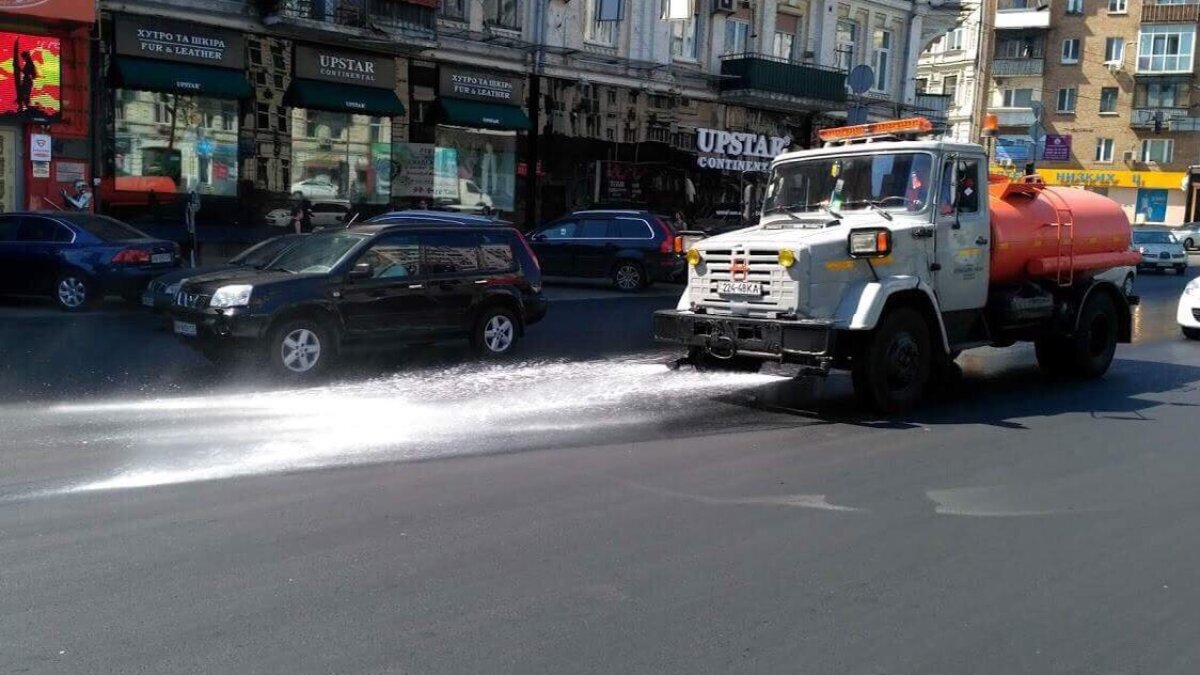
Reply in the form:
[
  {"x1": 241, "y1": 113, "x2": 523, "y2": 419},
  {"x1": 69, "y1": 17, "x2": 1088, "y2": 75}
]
[
  {"x1": 916, "y1": 0, "x2": 984, "y2": 142},
  {"x1": 988, "y1": 0, "x2": 1198, "y2": 225},
  {"x1": 13, "y1": 0, "x2": 965, "y2": 250}
]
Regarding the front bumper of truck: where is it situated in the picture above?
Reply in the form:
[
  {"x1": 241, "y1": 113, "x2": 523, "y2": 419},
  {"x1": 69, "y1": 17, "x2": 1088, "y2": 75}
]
[{"x1": 653, "y1": 309, "x2": 837, "y2": 369}]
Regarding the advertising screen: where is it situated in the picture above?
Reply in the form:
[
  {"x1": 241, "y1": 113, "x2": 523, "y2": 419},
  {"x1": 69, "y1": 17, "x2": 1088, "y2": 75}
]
[{"x1": 0, "y1": 32, "x2": 61, "y2": 121}]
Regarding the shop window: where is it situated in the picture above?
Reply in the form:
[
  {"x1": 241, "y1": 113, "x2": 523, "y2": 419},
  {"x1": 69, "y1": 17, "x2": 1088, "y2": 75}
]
[
  {"x1": 431, "y1": 127, "x2": 517, "y2": 213},
  {"x1": 291, "y1": 109, "x2": 392, "y2": 204},
  {"x1": 113, "y1": 90, "x2": 239, "y2": 197}
]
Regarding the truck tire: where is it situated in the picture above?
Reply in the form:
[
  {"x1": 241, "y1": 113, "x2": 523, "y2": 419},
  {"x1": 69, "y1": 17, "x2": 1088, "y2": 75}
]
[
  {"x1": 851, "y1": 307, "x2": 932, "y2": 414},
  {"x1": 1040, "y1": 293, "x2": 1119, "y2": 379}
]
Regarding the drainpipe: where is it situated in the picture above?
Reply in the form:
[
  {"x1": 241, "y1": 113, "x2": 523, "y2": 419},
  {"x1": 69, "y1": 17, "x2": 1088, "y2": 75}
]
[{"x1": 525, "y1": 0, "x2": 548, "y2": 230}]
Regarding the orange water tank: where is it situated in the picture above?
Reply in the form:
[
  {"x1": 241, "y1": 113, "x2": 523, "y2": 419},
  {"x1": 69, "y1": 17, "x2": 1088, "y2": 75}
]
[{"x1": 986, "y1": 175, "x2": 1141, "y2": 285}]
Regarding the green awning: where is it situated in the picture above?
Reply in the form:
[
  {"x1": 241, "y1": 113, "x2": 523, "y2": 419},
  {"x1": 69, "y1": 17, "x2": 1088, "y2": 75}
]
[
  {"x1": 438, "y1": 97, "x2": 530, "y2": 131},
  {"x1": 284, "y1": 79, "x2": 406, "y2": 117},
  {"x1": 113, "y1": 57, "x2": 251, "y2": 99}
]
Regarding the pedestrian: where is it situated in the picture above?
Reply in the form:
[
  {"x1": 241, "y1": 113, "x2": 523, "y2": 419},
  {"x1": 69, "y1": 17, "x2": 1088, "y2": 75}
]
[
  {"x1": 291, "y1": 197, "x2": 313, "y2": 234},
  {"x1": 61, "y1": 180, "x2": 92, "y2": 212}
]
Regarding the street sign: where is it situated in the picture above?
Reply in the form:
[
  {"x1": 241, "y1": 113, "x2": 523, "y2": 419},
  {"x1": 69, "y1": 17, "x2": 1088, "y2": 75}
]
[
  {"x1": 1028, "y1": 120, "x2": 1046, "y2": 143},
  {"x1": 848, "y1": 65, "x2": 874, "y2": 94},
  {"x1": 847, "y1": 105, "x2": 869, "y2": 125},
  {"x1": 1030, "y1": 101, "x2": 1044, "y2": 120}
]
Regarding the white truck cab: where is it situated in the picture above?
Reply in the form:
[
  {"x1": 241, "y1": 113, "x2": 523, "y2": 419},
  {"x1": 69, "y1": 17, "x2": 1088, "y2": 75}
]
[{"x1": 654, "y1": 119, "x2": 1134, "y2": 412}]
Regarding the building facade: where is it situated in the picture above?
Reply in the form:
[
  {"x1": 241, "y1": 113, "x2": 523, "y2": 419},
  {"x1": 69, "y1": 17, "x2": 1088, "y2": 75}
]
[
  {"x1": 57, "y1": 0, "x2": 964, "y2": 251},
  {"x1": 916, "y1": 0, "x2": 984, "y2": 142},
  {"x1": 987, "y1": 0, "x2": 1200, "y2": 226}
]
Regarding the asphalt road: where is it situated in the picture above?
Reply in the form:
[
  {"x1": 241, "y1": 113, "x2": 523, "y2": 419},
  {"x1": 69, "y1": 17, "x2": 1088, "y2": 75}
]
[{"x1": 2, "y1": 269, "x2": 1200, "y2": 674}]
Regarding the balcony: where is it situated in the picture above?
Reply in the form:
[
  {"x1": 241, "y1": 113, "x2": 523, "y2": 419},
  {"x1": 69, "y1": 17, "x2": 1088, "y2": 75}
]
[
  {"x1": 1142, "y1": 1, "x2": 1200, "y2": 23},
  {"x1": 989, "y1": 107, "x2": 1037, "y2": 126},
  {"x1": 260, "y1": 0, "x2": 436, "y2": 39},
  {"x1": 913, "y1": 93, "x2": 952, "y2": 126},
  {"x1": 719, "y1": 53, "x2": 846, "y2": 113},
  {"x1": 992, "y1": 57, "x2": 1044, "y2": 77},
  {"x1": 1131, "y1": 107, "x2": 1190, "y2": 128},
  {"x1": 995, "y1": 0, "x2": 1051, "y2": 30}
]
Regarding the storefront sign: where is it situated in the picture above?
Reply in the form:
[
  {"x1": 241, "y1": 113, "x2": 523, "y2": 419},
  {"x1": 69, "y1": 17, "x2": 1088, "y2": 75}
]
[
  {"x1": 1042, "y1": 134, "x2": 1071, "y2": 162},
  {"x1": 31, "y1": 161, "x2": 49, "y2": 178},
  {"x1": 393, "y1": 143, "x2": 436, "y2": 198},
  {"x1": 0, "y1": 32, "x2": 62, "y2": 121},
  {"x1": 0, "y1": 0, "x2": 93, "y2": 24},
  {"x1": 988, "y1": 166, "x2": 1188, "y2": 190},
  {"x1": 29, "y1": 133, "x2": 51, "y2": 162},
  {"x1": 295, "y1": 45, "x2": 395, "y2": 88},
  {"x1": 115, "y1": 17, "x2": 244, "y2": 69},
  {"x1": 695, "y1": 128, "x2": 791, "y2": 172},
  {"x1": 440, "y1": 68, "x2": 525, "y2": 104}
]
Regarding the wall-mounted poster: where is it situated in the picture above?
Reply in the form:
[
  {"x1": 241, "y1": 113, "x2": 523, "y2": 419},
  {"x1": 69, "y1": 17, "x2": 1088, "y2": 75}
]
[{"x1": 0, "y1": 32, "x2": 61, "y2": 122}]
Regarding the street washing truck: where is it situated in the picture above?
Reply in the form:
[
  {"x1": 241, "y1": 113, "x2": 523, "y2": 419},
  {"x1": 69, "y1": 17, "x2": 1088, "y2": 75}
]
[{"x1": 653, "y1": 118, "x2": 1142, "y2": 412}]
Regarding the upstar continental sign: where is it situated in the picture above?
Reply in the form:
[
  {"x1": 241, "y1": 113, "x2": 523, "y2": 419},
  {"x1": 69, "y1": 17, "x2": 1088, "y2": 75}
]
[{"x1": 696, "y1": 128, "x2": 791, "y2": 172}]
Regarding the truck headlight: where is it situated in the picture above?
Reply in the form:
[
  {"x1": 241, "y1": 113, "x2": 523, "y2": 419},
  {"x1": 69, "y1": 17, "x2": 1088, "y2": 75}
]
[
  {"x1": 210, "y1": 284, "x2": 253, "y2": 308},
  {"x1": 778, "y1": 248, "x2": 796, "y2": 268},
  {"x1": 686, "y1": 249, "x2": 702, "y2": 267},
  {"x1": 1186, "y1": 280, "x2": 1200, "y2": 297},
  {"x1": 848, "y1": 228, "x2": 893, "y2": 258}
]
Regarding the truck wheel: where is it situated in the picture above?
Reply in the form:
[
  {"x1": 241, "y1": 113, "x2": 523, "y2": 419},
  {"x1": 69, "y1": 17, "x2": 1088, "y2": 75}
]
[
  {"x1": 851, "y1": 307, "x2": 932, "y2": 414},
  {"x1": 1055, "y1": 293, "x2": 1119, "y2": 379},
  {"x1": 1183, "y1": 326, "x2": 1200, "y2": 341}
]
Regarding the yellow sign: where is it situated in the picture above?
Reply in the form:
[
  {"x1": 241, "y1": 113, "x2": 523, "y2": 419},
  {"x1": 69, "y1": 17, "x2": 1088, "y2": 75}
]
[{"x1": 989, "y1": 166, "x2": 1186, "y2": 190}]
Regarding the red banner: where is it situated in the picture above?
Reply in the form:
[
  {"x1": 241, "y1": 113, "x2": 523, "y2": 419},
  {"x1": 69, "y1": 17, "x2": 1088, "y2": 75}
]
[{"x1": 0, "y1": 32, "x2": 62, "y2": 122}]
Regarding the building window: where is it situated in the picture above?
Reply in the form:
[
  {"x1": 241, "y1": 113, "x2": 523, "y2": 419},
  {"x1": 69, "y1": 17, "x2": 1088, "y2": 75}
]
[
  {"x1": 1066, "y1": 0, "x2": 1083, "y2": 14},
  {"x1": 724, "y1": 19, "x2": 751, "y2": 55},
  {"x1": 1135, "y1": 81, "x2": 1182, "y2": 107},
  {"x1": 943, "y1": 75, "x2": 958, "y2": 103},
  {"x1": 773, "y1": 31, "x2": 795, "y2": 60},
  {"x1": 1108, "y1": 0, "x2": 1126, "y2": 12},
  {"x1": 291, "y1": 110, "x2": 392, "y2": 204},
  {"x1": 586, "y1": 0, "x2": 621, "y2": 45},
  {"x1": 113, "y1": 91, "x2": 240, "y2": 198},
  {"x1": 482, "y1": 0, "x2": 520, "y2": 29},
  {"x1": 671, "y1": 12, "x2": 700, "y2": 60},
  {"x1": 836, "y1": 19, "x2": 858, "y2": 70},
  {"x1": 1001, "y1": 87, "x2": 1032, "y2": 107},
  {"x1": 1057, "y1": 87, "x2": 1077, "y2": 113},
  {"x1": 1099, "y1": 87, "x2": 1119, "y2": 113},
  {"x1": 1095, "y1": 138, "x2": 1115, "y2": 162},
  {"x1": 1061, "y1": 38, "x2": 1081, "y2": 64},
  {"x1": 440, "y1": 0, "x2": 466, "y2": 20},
  {"x1": 945, "y1": 27, "x2": 964, "y2": 51},
  {"x1": 997, "y1": 37, "x2": 1042, "y2": 58},
  {"x1": 1138, "y1": 25, "x2": 1196, "y2": 73},
  {"x1": 915, "y1": 77, "x2": 928, "y2": 93},
  {"x1": 1104, "y1": 37, "x2": 1125, "y2": 64},
  {"x1": 872, "y1": 29, "x2": 891, "y2": 91},
  {"x1": 1141, "y1": 138, "x2": 1174, "y2": 163}
]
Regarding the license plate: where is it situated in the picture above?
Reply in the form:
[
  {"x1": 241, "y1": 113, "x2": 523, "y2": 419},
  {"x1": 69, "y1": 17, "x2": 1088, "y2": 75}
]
[
  {"x1": 717, "y1": 281, "x2": 762, "y2": 297},
  {"x1": 173, "y1": 320, "x2": 197, "y2": 337},
  {"x1": 141, "y1": 293, "x2": 154, "y2": 308},
  {"x1": 151, "y1": 253, "x2": 173, "y2": 264}
]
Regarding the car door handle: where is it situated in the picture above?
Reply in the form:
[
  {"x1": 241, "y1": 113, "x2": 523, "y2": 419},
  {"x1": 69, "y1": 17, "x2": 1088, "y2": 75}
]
[
  {"x1": 408, "y1": 284, "x2": 424, "y2": 289},
  {"x1": 474, "y1": 279, "x2": 488, "y2": 285}
]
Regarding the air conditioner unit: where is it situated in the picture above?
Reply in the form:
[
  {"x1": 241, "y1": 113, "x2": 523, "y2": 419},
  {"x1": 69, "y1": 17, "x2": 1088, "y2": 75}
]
[
  {"x1": 712, "y1": 0, "x2": 735, "y2": 13},
  {"x1": 1122, "y1": 150, "x2": 1136, "y2": 162},
  {"x1": 1104, "y1": 59, "x2": 1123, "y2": 73}
]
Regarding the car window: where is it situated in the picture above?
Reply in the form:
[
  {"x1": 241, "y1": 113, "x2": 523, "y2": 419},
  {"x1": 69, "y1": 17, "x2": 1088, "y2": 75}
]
[
  {"x1": 611, "y1": 219, "x2": 651, "y2": 239},
  {"x1": 579, "y1": 219, "x2": 609, "y2": 238},
  {"x1": 231, "y1": 236, "x2": 301, "y2": 268},
  {"x1": 69, "y1": 215, "x2": 148, "y2": 242},
  {"x1": 0, "y1": 216, "x2": 17, "y2": 242},
  {"x1": 541, "y1": 221, "x2": 577, "y2": 240},
  {"x1": 17, "y1": 217, "x2": 71, "y2": 243},
  {"x1": 312, "y1": 203, "x2": 346, "y2": 214},
  {"x1": 358, "y1": 234, "x2": 422, "y2": 280},
  {"x1": 480, "y1": 232, "x2": 516, "y2": 273},
  {"x1": 423, "y1": 231, "x2": 481, "y2": 275}
]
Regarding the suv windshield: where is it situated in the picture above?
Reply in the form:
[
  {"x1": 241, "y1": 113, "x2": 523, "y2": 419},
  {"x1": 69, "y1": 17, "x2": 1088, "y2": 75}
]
[
  {"x1": 763, "y1": 152, "x2": 934, "y2": 216},
  {"x1": 268, "y1": 233, "x2": 365, "y2": 274},
  {"x1": 1133, "y1": 230, "x2": 1177, "y2": 245}
]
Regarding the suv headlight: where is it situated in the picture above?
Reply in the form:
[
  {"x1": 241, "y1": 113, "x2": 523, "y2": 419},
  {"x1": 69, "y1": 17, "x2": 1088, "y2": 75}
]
[{"x1": 210, "y1": 284, "x2": 253, "y2": 308}]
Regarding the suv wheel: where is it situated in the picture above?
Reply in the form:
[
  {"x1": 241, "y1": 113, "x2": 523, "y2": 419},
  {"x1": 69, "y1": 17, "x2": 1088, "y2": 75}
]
[
  {"x1": 473, "y1": 307, "x2": 519, "y2": 357},
  {"x1": 613, "y1": 261, "x2": 644, "y2": 292},
  {"x1": 54, "y1": 272, "x2": 93, "y2": 312},
  {"x1": 268, "y1": 318, "x2": 334, "y2": 378}
]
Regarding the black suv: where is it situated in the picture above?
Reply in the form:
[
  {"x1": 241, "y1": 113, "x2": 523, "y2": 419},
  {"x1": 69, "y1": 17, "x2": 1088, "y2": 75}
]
[
  {"x1": 529, "y1": 210, "x2": 685, "y2": 291},
  {"x1": 169, "y1": 222, "x2": 547, "y2": 378}
]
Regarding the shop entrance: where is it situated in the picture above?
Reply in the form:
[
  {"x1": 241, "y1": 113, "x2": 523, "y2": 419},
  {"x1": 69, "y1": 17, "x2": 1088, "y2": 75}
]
[{"x1": 0, "y1": 125, "x2": 23, "y2": 211}]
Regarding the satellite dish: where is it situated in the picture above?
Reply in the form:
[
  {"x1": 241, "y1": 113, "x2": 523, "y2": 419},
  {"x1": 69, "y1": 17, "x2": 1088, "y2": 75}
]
[
  {"x1": 848, "y1": 65, "x2": 874, "y2": 95},
  {"x1": 847, "y1": 105, "x2": 869, "y2": 125}
]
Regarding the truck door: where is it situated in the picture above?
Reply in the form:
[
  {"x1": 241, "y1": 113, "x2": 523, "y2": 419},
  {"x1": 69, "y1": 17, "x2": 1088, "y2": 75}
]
[{"x1": 933, "y1": 156, "x2": 990, "y2": 313}]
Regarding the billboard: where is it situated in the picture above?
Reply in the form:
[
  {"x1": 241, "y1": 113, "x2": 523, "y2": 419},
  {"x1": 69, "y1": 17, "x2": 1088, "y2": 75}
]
[
  {"x1": 0, "y1": 32, "x2": 62, "y2": 122},
  {"x1": 0, "y1": 0, "x2": 94, "y2": 24}
]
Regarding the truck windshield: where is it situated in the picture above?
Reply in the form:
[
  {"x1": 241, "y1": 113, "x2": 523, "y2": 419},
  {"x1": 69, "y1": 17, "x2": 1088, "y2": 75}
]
[{"x1": 763, "y1": 152, "x2": 934, "y2": 217}]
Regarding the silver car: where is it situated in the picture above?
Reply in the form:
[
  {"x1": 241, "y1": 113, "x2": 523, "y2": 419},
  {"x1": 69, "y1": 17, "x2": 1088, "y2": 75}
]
[
  {"x1": 1133, "y1": 228, "x2": 1189, "y2": 274},
  {"x1": 1174, "y1": 222, "x2": 1200, "y2": 250}
]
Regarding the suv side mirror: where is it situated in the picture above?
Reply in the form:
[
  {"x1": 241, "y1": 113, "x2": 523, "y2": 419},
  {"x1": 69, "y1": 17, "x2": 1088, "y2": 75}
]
[
  {"x1": 531, "y1": 233, "x2": 547, "y2": 242},
  {"x1": 348, "y1": 262, "x2": 373, "y2": 280}
]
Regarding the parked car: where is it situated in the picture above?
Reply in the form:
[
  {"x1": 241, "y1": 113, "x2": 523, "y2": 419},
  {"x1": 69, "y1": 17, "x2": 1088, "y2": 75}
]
[
  {"x1": 434, "y1": 180, "x2": 494, "y2": 213},
  {"x1": 289, "y1": 177, "x2": 339, "y2": 200},
  {"x1": 1174, "y1": 222, "x2": 1200, "y2": 250},
  {"x1": 1133, "y1": 228, "x2": 1189, "y2": 274},
  {"x1": 142, "y1": 234, "x2": 307, "y2": 312},
  {"x1": 169, "y1": 221, "x2": 547, "y2": 377},
  {"x1": 0, "y1": 212, "x2": 180, "y2": 311},
  {"x1": 529, "y1": 210, "x2": 685, "y2": 291},
  {"x1": 1179, "y1": 276, "x2": 1200, "y2": 340},
  {"x1": 266, "y1": 201, "x2": 353, "y2": 230}
]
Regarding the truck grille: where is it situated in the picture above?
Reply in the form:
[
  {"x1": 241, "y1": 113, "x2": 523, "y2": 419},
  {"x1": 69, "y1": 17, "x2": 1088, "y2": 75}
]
[
  {"x1": 1193, "y1": 308, "x2": 1200, "y2": 321},
  {"x1": 174, "y1": 291, "x2": 210, "y2": 309},
  {"x1": 690, "y1": 248, "x2": 797, "y2": 317}
]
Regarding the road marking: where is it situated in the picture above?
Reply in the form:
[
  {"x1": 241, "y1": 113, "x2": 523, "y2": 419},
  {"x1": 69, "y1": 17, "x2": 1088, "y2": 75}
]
[{"x1": 623, "y1": 480, "x2": 863, "y2": 513}]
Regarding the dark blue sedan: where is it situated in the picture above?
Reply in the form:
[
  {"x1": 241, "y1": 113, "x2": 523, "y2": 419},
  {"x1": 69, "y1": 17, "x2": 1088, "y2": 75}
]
[{"x1": 0, "y1": 212, "x2": 181, "y2": 311}]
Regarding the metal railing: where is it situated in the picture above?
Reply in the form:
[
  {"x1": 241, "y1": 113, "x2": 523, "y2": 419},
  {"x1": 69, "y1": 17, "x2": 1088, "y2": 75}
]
[
  {"x1": 1142, "y1": 1, "x2": 1200, "y2": 23},
  {"x1": 992, "y1": 57, "x2": 1045, "y2": 76},
  {"x1": 260, "y1": 0, "x2": 435, "y2": 33},
  {"x1": 718, "y1": 53, "x2": 847, "y2": 103}
]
